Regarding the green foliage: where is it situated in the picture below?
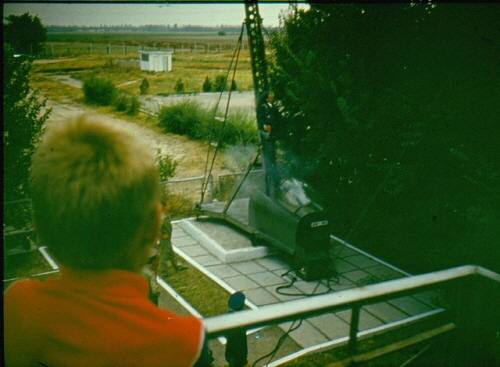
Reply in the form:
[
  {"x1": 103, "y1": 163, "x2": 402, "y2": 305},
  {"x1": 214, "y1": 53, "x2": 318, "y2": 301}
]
[
  {"x1": 139, "y1": 78, "x2": 150, "y2": 95},
  {"x1": 231, "y1": 80, "x2": 237, "y2": 91},
  {"x1": 4, "y1": 13, "x2": 47, "y2": 55},
  {"x1": 156, "y1": 150, "x2": 178, "y2": 182},
  {"x1": 82, "y1": 74, "x2": 116, "y2": 106},
  {"x1": 174, "y1": 78, "x2": 185, "y2": 93},
  {"x1": 3, "y1": 48, "x2": 51, "y2": 201},
  {"x1": 157, "y1": 100, "x2": 257, "y2": 147},
  {"x1": 202, "y1": 76, "x2": 212, "y2": 92},
  {"x1": 158, "y1": 100, "x2": 205, "y2": 136},
  {"x1": 114, "y1": 92, "x2": 141, "y2": 116},
  {"x1": 214, "y1": 74, "x2": 227, "y2": 92},
  {"x1": 270, "y1": 4, "x2": 500, "y2": 272}
]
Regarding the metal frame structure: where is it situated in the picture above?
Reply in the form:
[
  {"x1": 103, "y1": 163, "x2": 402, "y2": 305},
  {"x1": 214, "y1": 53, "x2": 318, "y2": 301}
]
[{"x1": 204, "y1": 265, "x2": 500, "y2": 359}]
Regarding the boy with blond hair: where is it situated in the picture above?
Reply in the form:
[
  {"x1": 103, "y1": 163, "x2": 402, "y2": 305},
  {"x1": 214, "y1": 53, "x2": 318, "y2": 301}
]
[{"x1": 4, "y1": 115, "x2": 212, "y2": 366}]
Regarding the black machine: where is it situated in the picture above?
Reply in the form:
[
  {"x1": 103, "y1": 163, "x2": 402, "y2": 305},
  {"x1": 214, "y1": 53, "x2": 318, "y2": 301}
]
[{"x1": 195, "y1": 2, "x2": 335, "y2": 281}]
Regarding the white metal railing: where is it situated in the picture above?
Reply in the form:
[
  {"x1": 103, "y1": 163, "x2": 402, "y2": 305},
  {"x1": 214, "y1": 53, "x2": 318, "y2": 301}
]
[{"x1": 204, "y1": 265, "x2": 500, "y2": 355}]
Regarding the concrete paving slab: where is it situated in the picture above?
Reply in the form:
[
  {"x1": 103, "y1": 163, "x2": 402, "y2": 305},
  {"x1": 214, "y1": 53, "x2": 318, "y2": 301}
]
[
  {"x1": 293, "y1": 280, "x2": 332, "y2": 295},
  {"x1": 231, "y1": 260, "x2": 268, "y2": 275},
  {"x1": 173, "y1": 234, "x2": 199, "y2": 247},
  {"x1": 205, "y1": 264, "x2": 242, "y2": 279},
  {"x1": 364, "y1": 264, "x2": 406, "y2": 280},
  {"x1": 193, "y1": 254, "x2": 222, "y2": 266},
  {"x1": 341, "y1": 268, "x2": 373, "y2": 285},
  {"x1": 388, "y1": 296, "x2": 434, "y2": 315},
  {"x1": 413, "y1": 290, "x2": 442, "y2": 308},
  {"x1": 344, "y1": 254, "x2": 382, "y2": 269},
  {"x1": 330, "y1": 275, "x2": 357, "y2": 291},
  {"x1": 334, "y1": 258, "x2": 358, "y2": 273},
  {"x1": 224, "y1": 275, "x2": 260, "y2": 291},
  {"x1": 280, "y1": 320, "x2": 329, "y2": 348},
  {"x1": 189, "y1": 218, "x2": 252, "y2": 250},
  {"x1": 245, "y1": 288, "x2": 281, "y2": 306},
  {"x1": 255, "y1": 257, "x2": 290, "y2": 272},
  {"x1": 364, "y1": 302, "x2": 410, "y2": 323},
  {"x1": 331, "y1": 245, "x2": 359, "y2": 258},
  {"x1": 268, "y1": 285, "x2": 307, "y2": 302},
  {"x1": 335, "y1": 309, "x2": 385, "y2": 331},
  {"x1": 248, "y1": 271, "x2": 286, "y2": 287},
  {"x1": 308, "y1": 313, "x2": 351, "y2": 340},
  {"x1": 181, "y1": 245, "x2": 210, "y2": 257}
]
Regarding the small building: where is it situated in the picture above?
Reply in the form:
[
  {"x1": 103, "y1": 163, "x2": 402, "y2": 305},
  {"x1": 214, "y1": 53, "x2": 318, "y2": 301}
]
[{"x1": 139, "y1": 50, "x2": 173, "y2": 72}]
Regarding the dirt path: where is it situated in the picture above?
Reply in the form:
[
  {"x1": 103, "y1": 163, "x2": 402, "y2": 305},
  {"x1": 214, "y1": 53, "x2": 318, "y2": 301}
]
[{"x1": 45, "y1": 99, "x2": 227, "y2": 179}]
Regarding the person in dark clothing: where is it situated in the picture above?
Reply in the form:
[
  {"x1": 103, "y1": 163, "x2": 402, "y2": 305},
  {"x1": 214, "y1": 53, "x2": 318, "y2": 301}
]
[
  {"x1": 258, "y1": 92, "x2": 281, "y2": 195},
  {"x1": 158, "y1": 200, "x2": 186, "y2": 277},
  {"x1": 225, "y1": 292, "x2": 248, "y2": 367}
]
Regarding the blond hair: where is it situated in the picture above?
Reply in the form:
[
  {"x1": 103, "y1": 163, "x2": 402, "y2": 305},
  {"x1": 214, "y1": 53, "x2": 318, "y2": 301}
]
[{"x1": 31, "y1": 115, "x2": 160, "y2": 270}]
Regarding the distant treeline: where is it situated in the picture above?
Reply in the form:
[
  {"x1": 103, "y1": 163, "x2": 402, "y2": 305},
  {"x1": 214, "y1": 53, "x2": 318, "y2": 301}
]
[{"x1": 46, "y1": 24, "x2": 274, "y2": 34}]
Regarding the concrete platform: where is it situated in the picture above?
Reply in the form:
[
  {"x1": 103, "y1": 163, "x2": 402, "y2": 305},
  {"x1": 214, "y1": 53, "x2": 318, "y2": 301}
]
[{"x1": 165, "y1": 217, "x2": 445, "y2": 366}]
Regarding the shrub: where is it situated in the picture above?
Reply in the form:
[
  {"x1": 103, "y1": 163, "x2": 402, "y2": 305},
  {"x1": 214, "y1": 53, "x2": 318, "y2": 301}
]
[
  {"x1": 114, "y1": 92, "x2": 141, "y2": 116},
  {"x1": 114, "y1": 92, "x2": 128, "y2": 112},
  {"x1": 202, "y1": 76, "x2": 212, "y2": 92},
  {"x1": 214, "y1": 74, "x2": 227, "y2": 92},
  {"x1": 139, "y1": 78, "x2": 150, "y2": 95},
  {"x1": 156, "y1": 150, "x2": 178, "y2": 182},
  {"x1": 158, "y1": 100, "x2": 204, "y2": 137},
  {"x1": 82, "y1": 74, "x2": 116, "y2": 106},
  {"x1": 157, "y1": 101, "x2": 258, "y2": 147},
  {"x1": 175, "y1": 78, "x2": 185, "y2": 93},
  {"x1": 167, "y1": 193, "x2": 195, "y2": 220}
]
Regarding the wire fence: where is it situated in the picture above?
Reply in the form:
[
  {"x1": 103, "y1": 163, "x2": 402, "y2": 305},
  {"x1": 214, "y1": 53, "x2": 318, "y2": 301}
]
[{"x1": 41, "y1": 41, "x2": 245, "y2": 58}]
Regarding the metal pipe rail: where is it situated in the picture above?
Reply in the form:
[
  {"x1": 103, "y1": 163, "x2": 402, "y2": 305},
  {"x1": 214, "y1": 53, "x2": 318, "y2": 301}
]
[{"x1": 204, "y1": 265, "x2": 500, "y2": 353}]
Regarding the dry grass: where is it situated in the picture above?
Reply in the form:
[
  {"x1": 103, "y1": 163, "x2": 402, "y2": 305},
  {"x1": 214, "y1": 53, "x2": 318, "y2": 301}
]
[
  {"x1": 31, "y1": 50, "x2": 253, "y2": 99},
  {"x1": 30, "y1": 73, "x2": 84, "y2": 103},
  {"x1": 164, "y1": 263, "x2": 231, "y2": 317}
]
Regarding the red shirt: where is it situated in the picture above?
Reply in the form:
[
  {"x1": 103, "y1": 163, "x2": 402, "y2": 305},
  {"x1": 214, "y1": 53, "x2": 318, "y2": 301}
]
[{"x1": 4, "y1": 268, "x2": 204, "y2": 367}]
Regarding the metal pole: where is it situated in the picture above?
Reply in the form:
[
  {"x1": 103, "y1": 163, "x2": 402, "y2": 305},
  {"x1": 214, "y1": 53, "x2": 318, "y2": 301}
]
[{"x1": 348, "y1": 305, "x2": 361, "y2": 354}]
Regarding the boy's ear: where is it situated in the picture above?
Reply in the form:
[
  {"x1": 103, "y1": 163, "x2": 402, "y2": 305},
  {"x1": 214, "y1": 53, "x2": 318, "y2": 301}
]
[
  {"x1": 152, "y1": 202, "x2": 163, "y2": 241},
  {"x1": 139, "y1": 202, "x2": 162, "y2": 247}
]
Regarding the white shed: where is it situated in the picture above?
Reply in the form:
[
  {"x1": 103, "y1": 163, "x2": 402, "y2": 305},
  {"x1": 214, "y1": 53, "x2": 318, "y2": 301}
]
[{"x1": 139, "y1": 50, "x2": 173, "y2": 72}]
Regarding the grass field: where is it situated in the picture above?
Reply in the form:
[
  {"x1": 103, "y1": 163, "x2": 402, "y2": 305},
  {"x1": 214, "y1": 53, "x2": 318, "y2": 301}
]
[{"x1": 32, "y1": 49, "x2": 253, "y2": 98}]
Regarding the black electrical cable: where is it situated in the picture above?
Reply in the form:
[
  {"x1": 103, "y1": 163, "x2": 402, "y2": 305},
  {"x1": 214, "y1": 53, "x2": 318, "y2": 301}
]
[
  {"x1": 275, "y1": 269, "x2": 339, "y2": 297},
  {"x1": 251, "y1": 319, "x2": 303, "y2": 367}
]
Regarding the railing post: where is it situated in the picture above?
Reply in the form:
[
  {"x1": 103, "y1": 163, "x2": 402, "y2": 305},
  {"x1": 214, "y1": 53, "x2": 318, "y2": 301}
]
[
  {"x1": 208, "y1": 174, "x2": 213, "y2": 202},
  {"x1": 348, "y1": 305, "x2": 361, "y2": 355}
]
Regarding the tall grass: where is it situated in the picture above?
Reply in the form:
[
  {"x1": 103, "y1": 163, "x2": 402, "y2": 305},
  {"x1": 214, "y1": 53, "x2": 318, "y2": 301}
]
[
  {"x1": 158, "y1": 100, "x2": 258, "y2": 147},
  {"x1": 82, "y1": 74, "x2": 116, "y2": 106}
]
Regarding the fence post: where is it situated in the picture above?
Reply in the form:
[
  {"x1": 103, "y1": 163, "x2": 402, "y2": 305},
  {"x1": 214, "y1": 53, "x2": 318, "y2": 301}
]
[
  {"x1": 208, "y1": 174, "x2": 213, "y2": 202},
  {"x1": 348, "y1": 305, "x2": 361, "y2": 355}
]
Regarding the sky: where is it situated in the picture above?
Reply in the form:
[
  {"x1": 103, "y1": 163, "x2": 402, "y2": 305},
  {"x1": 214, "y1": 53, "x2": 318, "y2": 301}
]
[{"x1": 3, "y1": 2, "x2": 303, "y2": 27}]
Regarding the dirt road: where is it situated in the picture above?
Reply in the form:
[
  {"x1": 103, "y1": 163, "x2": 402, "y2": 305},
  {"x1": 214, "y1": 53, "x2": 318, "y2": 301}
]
[{"x1": 45, "y1": 99, "x2": 227, "y2": 179}]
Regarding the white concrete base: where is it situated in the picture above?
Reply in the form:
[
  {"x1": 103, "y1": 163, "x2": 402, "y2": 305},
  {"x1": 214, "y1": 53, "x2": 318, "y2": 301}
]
[{"x1": 178, "y1": 219, "x2": 272, "y2": 263}]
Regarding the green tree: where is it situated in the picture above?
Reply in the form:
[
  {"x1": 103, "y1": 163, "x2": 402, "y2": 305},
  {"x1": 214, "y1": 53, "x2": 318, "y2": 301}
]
[
  {"x1": 139, "y1": 78, "x2": 150, "y2": 95},
  {"x1": 202, "y1": 76, "x2": 212, "y2": 92},
  {"x1": 214, "y1": 74, "x2": 227, "y2": 92},
  {"x1": 4, "y1": 13, "x2": 47, "y2": 55},
  {"x1": 269, "y1": 4, "x2": 500, "y2": 272},
  {"x1": 3, "y1": 48, "x2": 51, "y2": 201},
  {"x1": 156, "y1": 150, "x2": 178, "y2": 182},
  {"x1": 175, "y1": 78, "x2": 185, "y2": 93}
]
